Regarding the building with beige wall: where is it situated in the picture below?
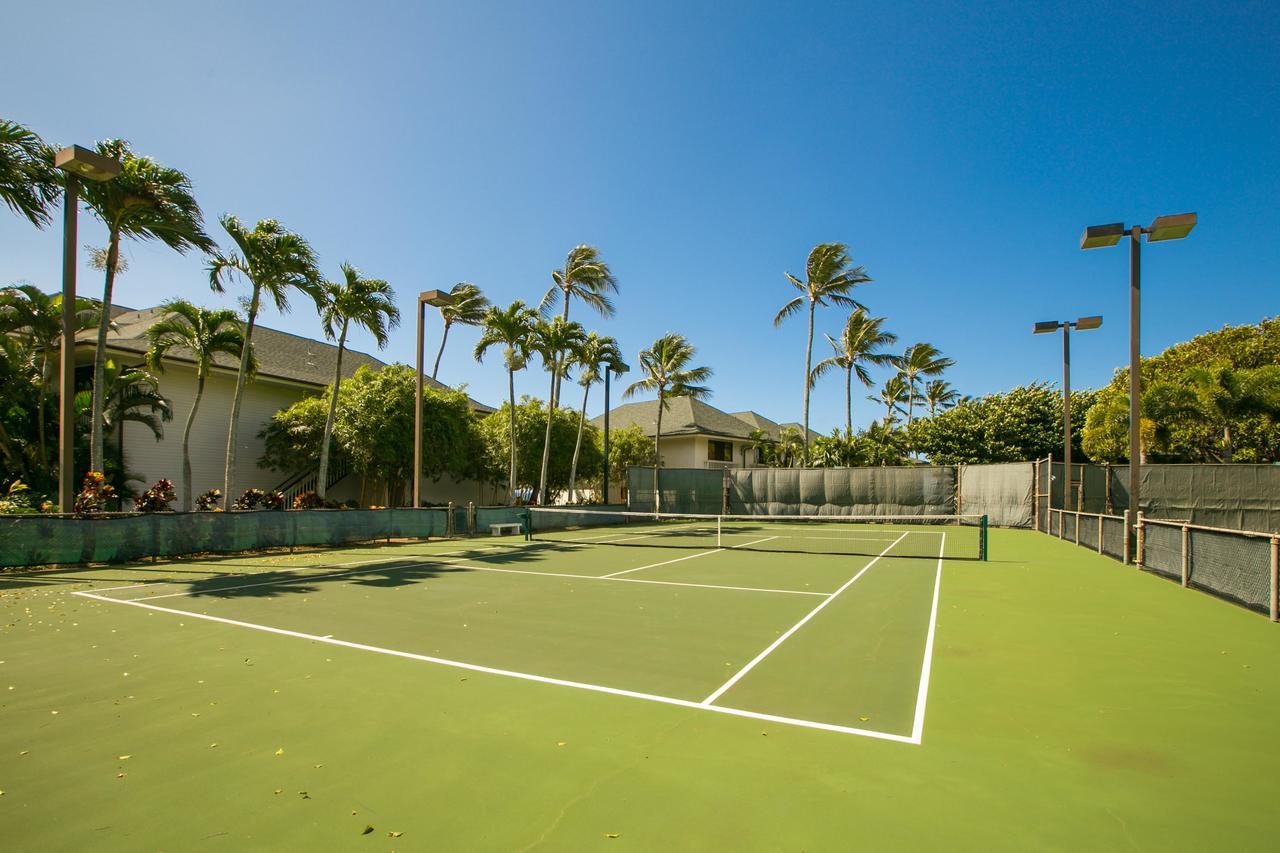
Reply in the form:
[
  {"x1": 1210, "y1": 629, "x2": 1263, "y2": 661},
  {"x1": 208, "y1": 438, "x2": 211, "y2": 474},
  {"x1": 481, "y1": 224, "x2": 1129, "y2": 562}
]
[{"x1": 85, "y1": 305, "x2": 497, "y2": 508}]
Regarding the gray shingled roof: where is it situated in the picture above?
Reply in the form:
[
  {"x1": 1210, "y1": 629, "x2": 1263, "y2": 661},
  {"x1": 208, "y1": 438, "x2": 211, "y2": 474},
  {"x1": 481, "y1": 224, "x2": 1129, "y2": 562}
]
[
  {"x1": 590, "y1": 398, "x2": 818, "y2": 441},
  {"x1": 86, "y1": 304, "x2": 495, "y2": 413}
]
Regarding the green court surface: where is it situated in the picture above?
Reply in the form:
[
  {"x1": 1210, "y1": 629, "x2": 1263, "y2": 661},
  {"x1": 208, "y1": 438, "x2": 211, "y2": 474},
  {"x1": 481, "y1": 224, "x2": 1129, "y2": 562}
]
[{"x1": 2, "y1": 528, "x2": 1278, "y2": 850}]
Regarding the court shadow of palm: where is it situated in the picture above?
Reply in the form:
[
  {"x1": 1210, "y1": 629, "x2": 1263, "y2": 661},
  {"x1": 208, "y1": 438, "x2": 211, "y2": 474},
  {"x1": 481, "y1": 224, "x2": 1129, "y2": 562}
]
[{"x1": 182, "y1": 560, "x2": 449, "y2": 599}]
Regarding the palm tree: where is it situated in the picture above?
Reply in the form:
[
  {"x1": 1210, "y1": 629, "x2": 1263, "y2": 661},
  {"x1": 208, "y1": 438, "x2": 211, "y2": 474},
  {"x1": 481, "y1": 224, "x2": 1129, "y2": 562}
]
[
  {"x1": 79, "y1": 140, "x2": 213, "y2": 475},
  {"x1": 474, "y1": 301, "x2": 538, "y2": 502},
  {"x1": 810, "y1": 309, "x2": 897, "y2": 439},
  {"x1": 623, "y1": 334, "x2": 713, "y2": 512},
  {"x1": 317, "y1": 264, "x2": 399, "y2": 500},
  {"x1": 208, "y1": 216, "x2": 321, "y2": 505},
  {"x1": 75, "y1": 360, "x2": 173, "y2": 500},
  {"x1": 924, "y1": 379, "x2": 961, "y2": 417},
  {"x1": 430, "y1": 282, "x2": 489, "y2": 380},
  {"x1": 540, "y1": 245, "x2": 618, "y2": 408},
  {"x1": 897, "y1": 342, "x2": 954, "y2": 427},
  {"x1": 145, "y1": 300, "x2": 252, "y2": 510},
  {"x1": 773, "y1": 427, "x2": 806, "y2": 468},
  {"x1": 530, "y1": 317, "x2": 588, "y2": 504},
  {"x1": 0, "y1": 119, "x2": 59, "y2": 228},
  {"x1": 566, "y1": 333, "x2": 627, "y2": 502},
  {"x1": 0, "y1": 284, "x2": 98, "y2": 470},
  {"x1": 1178, "y1": 365, "x2": 1280, "y2": 462},
  {"x1": 862, "y1": 419, "x2": 907, "y2": 466},
  {"x1": 773, "y1": 243, "x2": 872, "y2": 461},
  {"x1": 869, "y1": 375, "x2": 910, "y2": 426}
]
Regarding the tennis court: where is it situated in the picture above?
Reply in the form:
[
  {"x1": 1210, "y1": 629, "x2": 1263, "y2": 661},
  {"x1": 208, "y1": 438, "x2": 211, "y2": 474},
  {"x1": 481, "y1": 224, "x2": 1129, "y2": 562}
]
[
  {"x1": 4, "y1": 522, "x2": 1279, "y2": 850},
  {"x1": 71, "y1": 512, "x2": 973, "y2": 743}
]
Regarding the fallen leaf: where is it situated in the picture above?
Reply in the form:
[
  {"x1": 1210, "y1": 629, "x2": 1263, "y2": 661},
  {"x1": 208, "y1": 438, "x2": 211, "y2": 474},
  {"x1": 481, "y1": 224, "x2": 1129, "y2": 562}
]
[
  {"x1": 116, "y1": 773, "x2": 126, "y2": 779},
  {"x1": 388, "y1": 831, "x2": 403, "y2": 838},
  {"x1": 209, "y1": 743, "x2": 218, "y2": 749},
  {"x1": 362, "y1": 825, "x2": 375, "y2": 835},
  {"x1": 605, "y1": 832, "x2": 620, "y2": 839},
  {"x1": 117, "y1": 755, "x2": 131, "y2": 760},
  {"x1": 557, "y1": 742, "x2": 567, "y2": 747},
  {"x1": 298, "y1": 791, "x2": 310, "y2": 799},
  {"x1": 275, "y1": 748, "x2": 284, "y2": 756},
  {"x1": 858, "y1": 716, "x2": 870, "y2": 722},
  {"x1": 274, "y1": 789, "x2": 282, "y2": 795}
]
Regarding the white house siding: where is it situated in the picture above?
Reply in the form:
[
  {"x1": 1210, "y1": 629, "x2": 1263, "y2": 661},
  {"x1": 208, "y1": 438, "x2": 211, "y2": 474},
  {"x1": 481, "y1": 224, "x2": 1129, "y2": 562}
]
[{"x1": 121, "y1": 362, "x2": 313, "y2": 507}]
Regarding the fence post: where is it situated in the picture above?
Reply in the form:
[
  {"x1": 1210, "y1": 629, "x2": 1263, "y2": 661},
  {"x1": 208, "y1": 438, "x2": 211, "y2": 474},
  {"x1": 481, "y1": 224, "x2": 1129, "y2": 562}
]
[
  {"x1": 1123, "y1": 510, "x2": 1131, "y2": 564},
  {"x1": 1104, "y1": 463, "x2": 1113, "y2": 515},
  {"x1": 1181, "y1": 524, "x2": 1189, "y2": 588},
  {"x1": 1057, "y1": 509, "x2": 1063, "y2": 540},
  {"x1": 467, "y1": 501, "x2": 475, "y2": 536},
  {"x1": 446, "y1": 501, "x2": 455, "y2": 537},
  {"x1": 1135, "y1": 511, "x2": 1145, "y2": 569},
  {"x1": 1074, "y1": 509, "x2": 1081, "y2": 546},
  {"x1": 1271, "y1": 536, "x2": 1278, "y2": 623},
  {"x1": 1032, "y1": 459, "x2": 1040, "y2": 532},
  {"x1": 1097, "y1": 513, "x2": 1103, "y2": 554}
]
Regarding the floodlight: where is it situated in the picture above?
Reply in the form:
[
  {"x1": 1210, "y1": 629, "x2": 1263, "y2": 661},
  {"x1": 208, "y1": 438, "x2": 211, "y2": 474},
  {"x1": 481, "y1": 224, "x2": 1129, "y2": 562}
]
[
  {"x1": 1147, "y1": 212, "x2": 1197, "y2": 243},
  {"x1": 1080, "y1": 222, "x2": 1125, "y2": 249},
  {"x1": 1074, "y1": 315, "x2": 1103, "y2": 331},
  {"x1": 1033, "y1": 321, "x2": 1061, "y2": 334},
  {"x1": 53, "y1": 145, "x2": 121, "y2": 182},
  {"x1": 420, "y1": 289, "x2": 454, "y2": 307}
]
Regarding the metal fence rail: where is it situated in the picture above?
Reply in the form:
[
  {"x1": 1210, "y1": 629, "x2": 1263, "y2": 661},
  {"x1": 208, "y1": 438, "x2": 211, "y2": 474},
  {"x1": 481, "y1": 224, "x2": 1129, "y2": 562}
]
[{"x1": 1043, "y1": 502, "x2": 1279, "y2": 622}]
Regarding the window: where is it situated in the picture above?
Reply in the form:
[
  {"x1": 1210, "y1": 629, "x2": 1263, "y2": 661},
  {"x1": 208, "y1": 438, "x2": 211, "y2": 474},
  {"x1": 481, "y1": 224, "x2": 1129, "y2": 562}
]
[{"x1": 708, "y1": 440, "x2": 734, "y2": 462}]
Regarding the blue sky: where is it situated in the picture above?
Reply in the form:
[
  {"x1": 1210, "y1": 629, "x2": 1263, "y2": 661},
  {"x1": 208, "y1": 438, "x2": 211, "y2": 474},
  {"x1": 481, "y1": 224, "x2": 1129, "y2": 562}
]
[{"x1": 3, "y1": 0, "x2": 1277, "y2": 433}]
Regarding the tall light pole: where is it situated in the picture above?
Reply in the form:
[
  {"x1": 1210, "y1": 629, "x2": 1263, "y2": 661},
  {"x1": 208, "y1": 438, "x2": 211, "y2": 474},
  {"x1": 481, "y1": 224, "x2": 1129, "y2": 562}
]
[
  {"x1": 413, "y1": 289, "x2": 454, "y2": 508},
  {"x1": 1034, "y1": 315, "x2": 1102, "y2": 509},
  {"x1": 53, "y1": 145, "x2": 121, "y2": 512},
  {"x1": 1081, "y1": 213, "x2": 1195, "y2": 520}
]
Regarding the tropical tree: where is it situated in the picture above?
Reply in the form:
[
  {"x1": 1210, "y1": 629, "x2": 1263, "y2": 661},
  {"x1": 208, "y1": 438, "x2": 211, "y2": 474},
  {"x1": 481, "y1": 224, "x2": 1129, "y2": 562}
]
[
  {"x1": 623, "y1": 334, "x2": 713, "y2": 511},
  {"x1": 430, "y1": 282, "x2": 489, "y2": 379},
  {"x1": 530, "y1": 318, "x2": 587, "y2": 504},
  {"x1": 474, "y1": 301, "x2": 538, "y2": 502},
  {"x1": 75, "y1": 360, "x2": 173, "y2": 500},
  {"x1": 870, "y1": 375, "x2": 910, "y2": 426},
  {"x1": 1169, "y1": 365, "x2": 1280, "y2": 462},
  {"x1": 0, "y1": 285, "x2": 98, "y2": 469},
  {"x1": 207, "y1": 216, "x2": 321, "y2": 505},
  {"x1": 772, "y1": 426, "x2": 806, "y2": 468},
  {"x1": 924, "y1": 379, "x2": 961, "y2": 417},
  {"x1": 861, "y1": 420, "x2": 909, "y2": 466},
  {"x1": 145, "y1": 300, "x2": 251, "y2": 510},
  {"x1": 79, "y1": 140, "x2": 213, "y2": 475},
  {"x1": 0, "y1": 119, "x2": 60, "y2": 228},
  {"x1": 605, "y1": 424, "x2": 656, "y2": 501},
  {"x1": 316, "y1": 264, "x2": 399, "y2": 500},
  {"x1": 810, "y1": 309, "x2": 897, "y2": 438},
  {"x1": 540, "y1": 245, "x2": 618, "y2": 408},
  {"x1": 566, "y1": 332, "x2": 627, "y2": 502},
  {"x1": 897, "y1": 342, "x2": 954, "y2": 427},
  {"x1": 773, "y1": 243, "x2": 872, "y2": 461},
  {"x1": 476, "y1": 397, "x2": 602, "y2": 500}
]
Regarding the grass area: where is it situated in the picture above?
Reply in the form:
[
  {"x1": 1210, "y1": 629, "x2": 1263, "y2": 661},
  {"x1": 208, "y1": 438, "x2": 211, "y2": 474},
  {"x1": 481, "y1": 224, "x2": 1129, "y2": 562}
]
[{"x1": 1, "y1": 528, "x2": 1277, "y2": 850}]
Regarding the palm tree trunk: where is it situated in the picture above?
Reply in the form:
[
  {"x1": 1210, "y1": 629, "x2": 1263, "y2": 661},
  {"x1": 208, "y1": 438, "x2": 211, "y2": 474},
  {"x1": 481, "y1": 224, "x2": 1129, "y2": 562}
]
[
  {"x1": 223, "y1": 288, "x2": 261, "y2": 507},
  {"x1": 507, "y1": 365, "x2": 517, "y2": 503},
  {"x1": 844, "y1": 364, "x2": 852, "y2": 440},
  {"x1": 568, "y1": 382, "x2": 589, "y2": 502},
  {"x1": 653, "y1": 393, "x2": 664, "y2": 513},
  {"x1": 317, "y1": 322, "x2": 347, "y2": 500},
  {"x1": 431, "y1": 321, "x2": 450, "y2": 380},
  {"x1": 553, "y1": 293, "x2": 569, "y2": 410},
  {"x1": 537, "y1": 364, "x2": 556, "y2": 503},
  {"x1": 180, "y1": 372, "x2": 205, "y2": 512},
  {"x1": 802, "y1": 300, "x2": 814, "y2": 464},
  {"x1": 89, "y1": 230, "x2": 121, "y2": 473},
  {"x1": 1223, "y1": 424, "x2": 1233, "y2": 463},
  {"x1": 35, "y1": 361, "x2": 50, "y2": 470}
]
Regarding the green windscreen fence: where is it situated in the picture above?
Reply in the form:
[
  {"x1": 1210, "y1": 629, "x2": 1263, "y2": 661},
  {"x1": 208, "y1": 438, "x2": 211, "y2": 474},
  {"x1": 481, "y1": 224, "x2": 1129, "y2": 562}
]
[
  {"x1": 958, "y1": 463, "x2": 1033, "y2": 528},
  {"x1": 1045, "y1": 462, "x2": 1280, "y2": 531},
  {"x1": 0, "y1": 508, "x2": 449, "y2": 569},
  {"x1": 627, "y1": 467, "x2": 726, "y2": 515}
]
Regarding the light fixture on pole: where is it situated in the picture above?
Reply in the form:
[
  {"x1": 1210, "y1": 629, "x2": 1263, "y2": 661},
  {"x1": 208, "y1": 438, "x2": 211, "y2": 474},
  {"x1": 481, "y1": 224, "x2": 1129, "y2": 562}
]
[
  {"x1": 53, "y1": 145, "x2": 121, "y2": 512},
  {"x1": 1080, "y1": 212, "x2": 1195, "y2": 530},
  {"x1": 1033, "y1": 315, "x2": 1103, "y2": 510},
  {"x1": 414, "y1": 289, "x2": 454, "y2": 509}
]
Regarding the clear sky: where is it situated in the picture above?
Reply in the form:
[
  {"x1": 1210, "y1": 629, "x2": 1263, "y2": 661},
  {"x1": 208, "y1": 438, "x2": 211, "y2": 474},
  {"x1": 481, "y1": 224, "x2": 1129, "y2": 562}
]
[{"x1": 3, "y1": 0, "x2": 1277, "y2": 433}]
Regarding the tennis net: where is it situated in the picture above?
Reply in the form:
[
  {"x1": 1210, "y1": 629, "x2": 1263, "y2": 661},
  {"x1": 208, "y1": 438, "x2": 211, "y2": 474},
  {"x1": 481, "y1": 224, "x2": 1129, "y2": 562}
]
[{"x1": 525, "y1": 508, "x2": 987, "y2": 560}]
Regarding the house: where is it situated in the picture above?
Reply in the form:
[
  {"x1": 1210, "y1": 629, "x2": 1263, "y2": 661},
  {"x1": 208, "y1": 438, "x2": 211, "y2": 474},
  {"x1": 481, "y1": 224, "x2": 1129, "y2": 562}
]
[
  {"x1": 591, "y1": 398, "x2": 819, "y2": 472},
  {"x1": 81, "y1": 304, "x2": 497, "y2": 507}
]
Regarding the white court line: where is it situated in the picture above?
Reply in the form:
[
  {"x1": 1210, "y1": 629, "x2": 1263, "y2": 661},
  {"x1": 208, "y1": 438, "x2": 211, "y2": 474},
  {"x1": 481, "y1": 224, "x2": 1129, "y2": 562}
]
[
  {"x1": 126, "y1": 557, "x2": 470, "y2": 602},
  {"x1": 909, "y1": 533, "x2": 945, "y2": 743},
  {"x1": 599, "y1": 536, "x2": 779, "y2": 578},
  {"x1": 700, "y1": 531, "x2": 909, "y2": 706},
  {"x1": 70, "y1": 590, "x2": 916, "y2": 743},
  {"x1": 445, "y1": 563, "x2": 826, "y2": 597}
]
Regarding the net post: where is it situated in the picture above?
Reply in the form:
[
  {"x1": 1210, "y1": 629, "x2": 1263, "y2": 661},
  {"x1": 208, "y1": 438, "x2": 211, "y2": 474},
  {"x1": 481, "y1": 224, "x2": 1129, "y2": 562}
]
[
  {"x1": 1180, "y1": 524, "x2": 1189, "y2": 587},
  {"x1": 446, "y1": 501, "x2": 454, "y2": 537},
  {"x1": 467, "y1": 501, "x2": 476, "y2": 536},
  {"x1": 1123, "y1": 510, "x2": 1131, "y2": 564},
  {"x1": 981, "y1": 514, "x2": 988, "y2": 561},
  {"x1": 1270, "y1": 535, "x2": 1278, "y2": 622},
  {"x1": 523, "y1": 507, "x2": 532, "y2": 541},
  {"x1": 1135, "y1": 511, "x2": 1145, "y2": 569},
  {"x1": 716, "y1": 515, "x2": 722, "y2": 548}
]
